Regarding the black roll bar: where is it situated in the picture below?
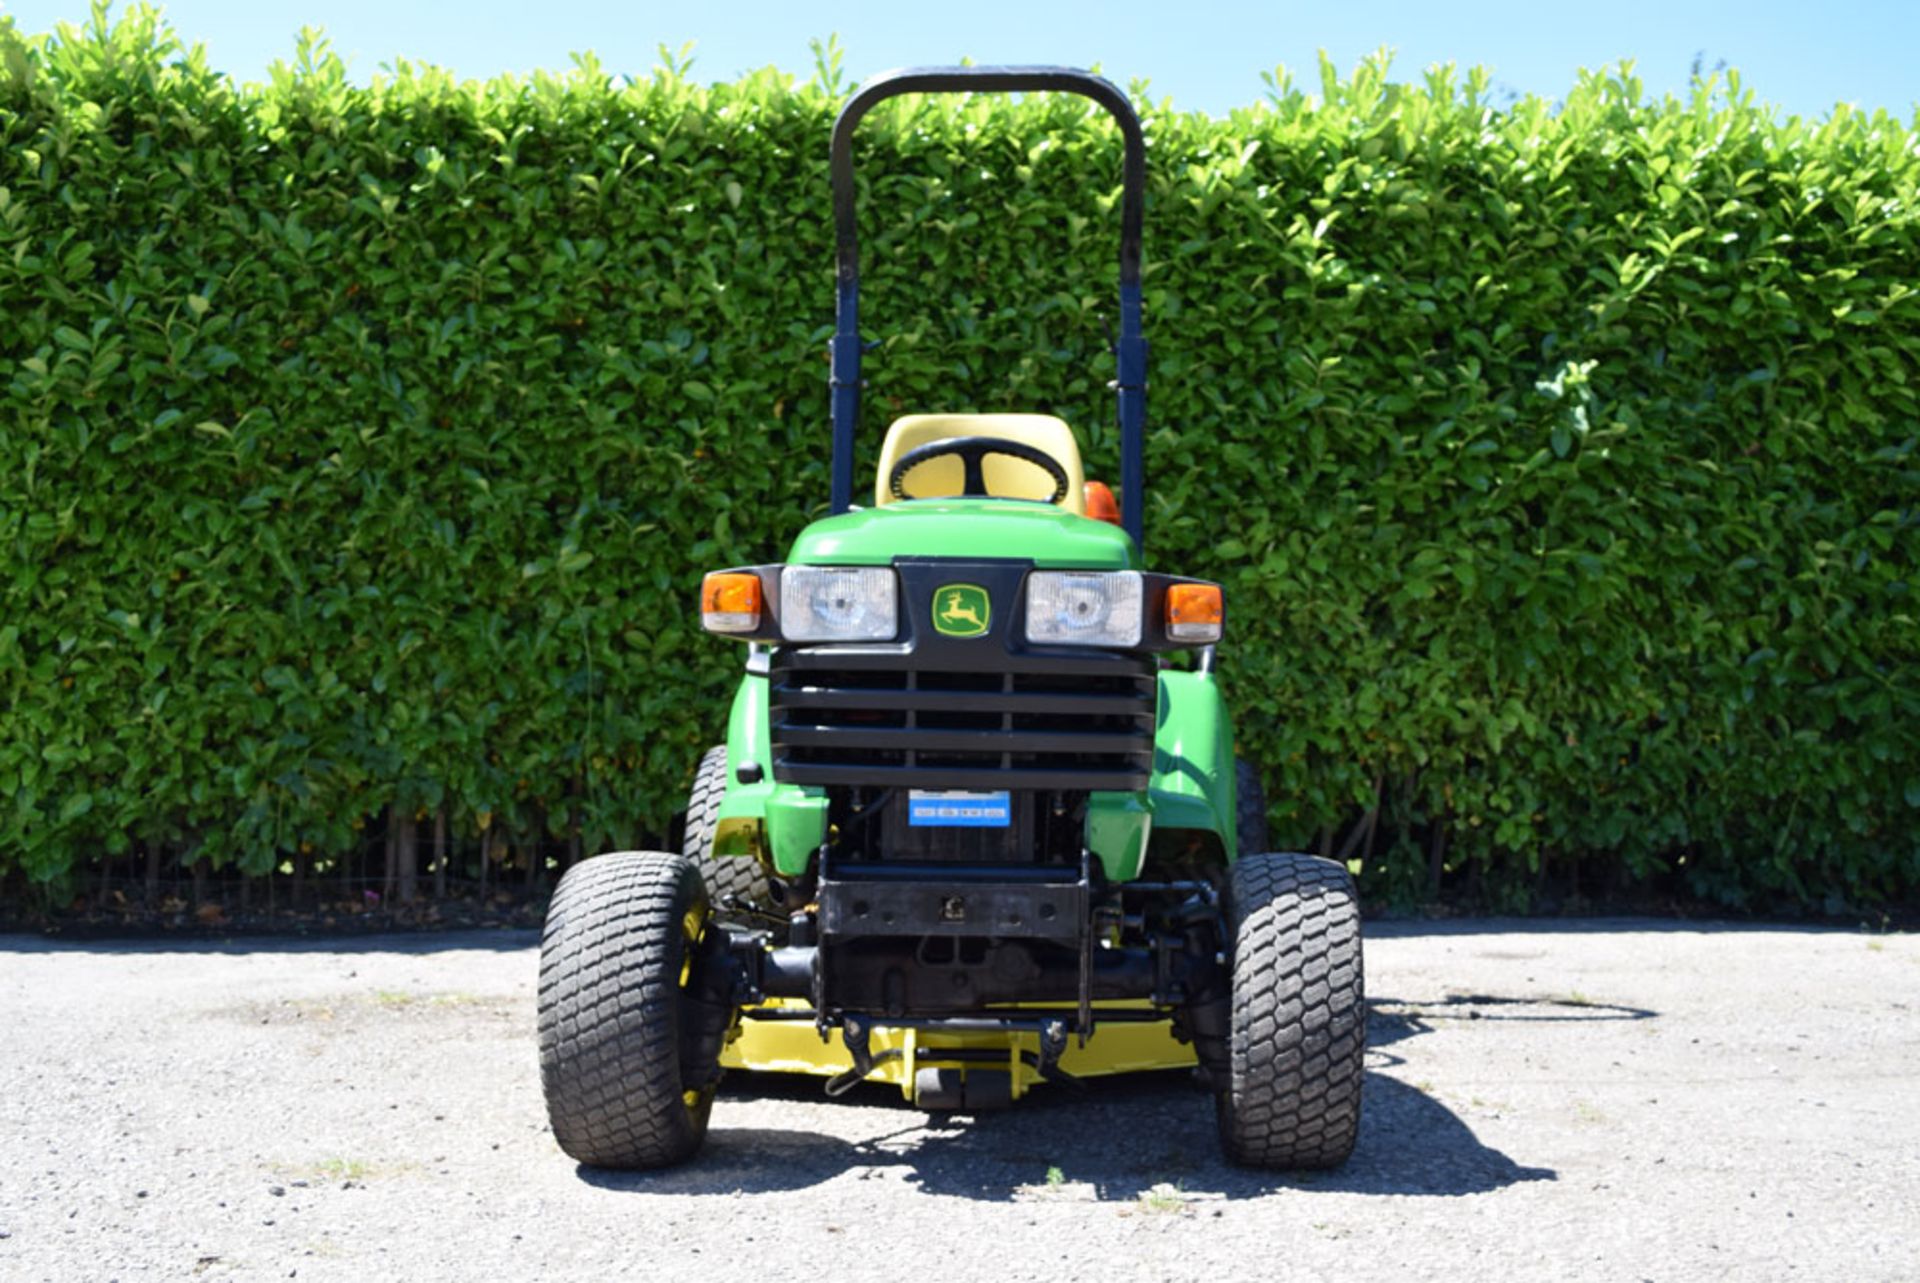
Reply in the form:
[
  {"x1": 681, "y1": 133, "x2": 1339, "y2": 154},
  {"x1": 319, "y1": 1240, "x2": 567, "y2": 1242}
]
[{"x1": 827, "y1": 65, "x2": 1149, "y2": 551}]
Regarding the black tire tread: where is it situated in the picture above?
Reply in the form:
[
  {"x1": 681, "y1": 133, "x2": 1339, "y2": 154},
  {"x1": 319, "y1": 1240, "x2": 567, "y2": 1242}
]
[
  {"x1": 537, "y1": 851, "x2": 712, "y2": 1169},
  {"x1": 683, "y1": 745, "x2": 776, "y2": 927},
  {"x1": 1235, "y1": 756, "x2": 1270, "y2": 856},
  {"x1": 1218, "y1": 851, "x2": 1366, "y2": 1169}
]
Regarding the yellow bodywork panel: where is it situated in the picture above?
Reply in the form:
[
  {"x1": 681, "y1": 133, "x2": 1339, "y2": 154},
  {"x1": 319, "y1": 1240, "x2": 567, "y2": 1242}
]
[
  {"x1": 874, "y1": 414, "x2": 1087, "y2": 515},
  {"x1": 720, "y1": 999, "x2": 1196, "y2": 1102}
]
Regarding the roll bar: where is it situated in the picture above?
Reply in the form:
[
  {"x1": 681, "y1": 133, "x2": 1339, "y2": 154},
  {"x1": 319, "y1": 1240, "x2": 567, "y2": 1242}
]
[{"x1": 827, "y1": 65, "x2": 1148, "y2": 551}]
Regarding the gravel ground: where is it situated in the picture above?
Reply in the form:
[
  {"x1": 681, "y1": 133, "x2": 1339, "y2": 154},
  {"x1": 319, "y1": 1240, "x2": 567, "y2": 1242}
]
[{"x1": 1, "y1": 918, "x2": 1915, "y2": 1282}]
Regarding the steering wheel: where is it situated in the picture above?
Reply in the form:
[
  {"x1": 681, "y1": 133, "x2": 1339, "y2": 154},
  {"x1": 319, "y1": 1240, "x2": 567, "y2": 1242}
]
[{"x1": 888, "y1": 436, "x2": 1071, "y2": 505}]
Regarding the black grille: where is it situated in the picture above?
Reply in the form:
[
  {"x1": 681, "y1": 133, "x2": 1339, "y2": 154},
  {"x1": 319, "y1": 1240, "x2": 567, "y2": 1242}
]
[{"x1": 771, "y1": 655, "x2": 1156, "y2": 791}]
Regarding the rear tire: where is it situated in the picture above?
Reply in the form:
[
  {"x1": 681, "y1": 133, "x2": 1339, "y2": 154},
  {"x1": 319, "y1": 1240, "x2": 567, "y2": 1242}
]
[
  {"x1": 1234, "y1": 756, "x2": 1269, "y2": 856},
  {"x1": 537, "y1": 851, "x2": 721, "y2": 1169},
  {"x1": 1216, "y1": 851, "x2": 1365, "y2": 1169},
  {"x1": 684, "y1": 745, "x2": 782, "y2": 933}
]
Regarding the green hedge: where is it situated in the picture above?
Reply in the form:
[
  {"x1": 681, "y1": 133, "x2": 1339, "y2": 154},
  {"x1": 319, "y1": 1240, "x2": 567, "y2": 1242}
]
[{"x1": 3, "y1": 10, "x2": 1916, "y2": 909}]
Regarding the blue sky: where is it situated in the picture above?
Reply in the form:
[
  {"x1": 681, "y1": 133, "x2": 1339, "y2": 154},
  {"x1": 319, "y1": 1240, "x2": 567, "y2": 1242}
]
[{"x1": 4, "y1": 0, "x2": 1916, "y2": 120}]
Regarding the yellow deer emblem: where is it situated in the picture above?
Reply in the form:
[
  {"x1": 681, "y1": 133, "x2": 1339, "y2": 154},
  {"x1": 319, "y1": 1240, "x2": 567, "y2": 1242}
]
[{"x1": 934, "y1": 585, "x2": 990, "y2": 636}]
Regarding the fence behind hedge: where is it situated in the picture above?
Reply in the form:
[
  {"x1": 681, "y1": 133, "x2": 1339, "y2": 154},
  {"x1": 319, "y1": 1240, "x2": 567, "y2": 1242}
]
[{"x1": 2, "y1": 10, "x2": 1916, "y2": 911}]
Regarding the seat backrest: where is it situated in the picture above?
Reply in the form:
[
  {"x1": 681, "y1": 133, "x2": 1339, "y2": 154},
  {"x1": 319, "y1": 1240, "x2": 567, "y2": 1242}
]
[{"x1": 873, "y1": 413, "x2": 1086, "y2": 515}]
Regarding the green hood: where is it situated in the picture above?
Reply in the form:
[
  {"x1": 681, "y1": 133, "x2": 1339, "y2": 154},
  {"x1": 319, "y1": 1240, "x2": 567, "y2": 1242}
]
[{"x1": 787, "y1": 499, "x2": 1138, "y2": 569}]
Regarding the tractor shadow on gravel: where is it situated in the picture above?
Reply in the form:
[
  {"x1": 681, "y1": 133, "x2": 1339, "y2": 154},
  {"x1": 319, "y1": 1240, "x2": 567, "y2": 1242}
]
[{"x1": 578, "y1": 990, "x2": 1648, "y2": 1201}]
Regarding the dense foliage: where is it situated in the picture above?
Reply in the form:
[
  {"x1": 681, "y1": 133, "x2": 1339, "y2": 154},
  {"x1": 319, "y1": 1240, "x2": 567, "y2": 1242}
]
[{"x1": 3, "y1": 9, "x2": 1915, "y2": 909}]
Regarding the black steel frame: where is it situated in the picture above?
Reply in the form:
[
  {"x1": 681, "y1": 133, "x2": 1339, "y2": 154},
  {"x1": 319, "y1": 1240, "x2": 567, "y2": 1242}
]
[{"x1": 827, "y1": 65, "x2": 1149, "y2": 550}]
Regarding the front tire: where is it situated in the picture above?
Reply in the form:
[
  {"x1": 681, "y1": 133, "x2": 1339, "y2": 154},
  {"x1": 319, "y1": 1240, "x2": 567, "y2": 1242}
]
[
  {"x1": 1216, "y1": 851, "x2": 1366, "y2": 1169},
  {"x1": 537, "y1": 851, "x2": 722, "y2": 1169}
]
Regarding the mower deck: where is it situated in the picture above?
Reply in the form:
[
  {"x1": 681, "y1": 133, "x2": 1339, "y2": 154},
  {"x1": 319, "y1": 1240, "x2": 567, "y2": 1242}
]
[{"x1": 721, "y1": 999, "x2": 1197, "y2": 1105}]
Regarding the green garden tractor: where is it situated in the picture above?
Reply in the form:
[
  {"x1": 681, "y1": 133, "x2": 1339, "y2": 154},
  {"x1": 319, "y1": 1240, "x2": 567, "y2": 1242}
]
[{"x1": 535, "y1": 66, "x2": 1366, "y2": 1170}]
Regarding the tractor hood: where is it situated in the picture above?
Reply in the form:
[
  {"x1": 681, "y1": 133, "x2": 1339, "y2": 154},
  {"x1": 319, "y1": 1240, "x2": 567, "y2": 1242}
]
[{"x1": 787, "y1": 499, "x2": 1138, "y2": 570}]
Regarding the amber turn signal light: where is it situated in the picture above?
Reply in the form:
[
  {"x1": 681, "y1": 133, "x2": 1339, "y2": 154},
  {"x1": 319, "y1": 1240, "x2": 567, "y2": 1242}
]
[
  {"x1": 1165, "y1": 583, "x2": 1222, "y2": 643},
  {"x1": 701, "y1": 572, "x2": 762, "y2": 633},
  {"x1": 1083, "y1": 480, "x2": 1122, "y2": 526}
]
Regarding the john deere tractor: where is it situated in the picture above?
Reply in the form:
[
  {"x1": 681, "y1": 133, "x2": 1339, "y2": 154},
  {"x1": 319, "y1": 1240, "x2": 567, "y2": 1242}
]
[{"x1": 536, "y1": 66, "x2": 1365, "y2": 1171}]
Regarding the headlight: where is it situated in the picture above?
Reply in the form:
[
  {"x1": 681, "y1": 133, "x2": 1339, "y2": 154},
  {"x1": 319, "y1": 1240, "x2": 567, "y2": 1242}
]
[
  {"x1": 1024, "y1": 571, "x2": 1143, "y2": 648},
  {"x1": 780, "y1": 566, "x2": 898, "y2": 642}
]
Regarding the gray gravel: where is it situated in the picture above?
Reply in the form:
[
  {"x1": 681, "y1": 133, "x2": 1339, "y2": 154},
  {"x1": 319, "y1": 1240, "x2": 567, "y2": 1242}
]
[{"x1": 1, "y1": 919, "x2": 1915, "y2": 1282}]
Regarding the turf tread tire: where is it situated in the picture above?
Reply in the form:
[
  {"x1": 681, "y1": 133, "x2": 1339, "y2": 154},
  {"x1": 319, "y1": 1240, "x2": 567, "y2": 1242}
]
[
  {"x1": 683, "y1": 745, "x2": 778, "y2": 929},
  {"x1": 1235, "y1": 757, "x2": 1270, "y2": 856},
  {"x1": 1217, "y1": 851, "x2": 1366, "y2": 1169},
  {"x1": 538, "y1": 851, "x2": 716, "y2": 1169}
]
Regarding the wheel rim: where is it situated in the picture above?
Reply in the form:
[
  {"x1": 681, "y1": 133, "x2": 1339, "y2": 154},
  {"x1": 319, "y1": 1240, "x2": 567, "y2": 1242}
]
[{"x1": 678, "y1": 901, "x2": 717, "y2": 1115}]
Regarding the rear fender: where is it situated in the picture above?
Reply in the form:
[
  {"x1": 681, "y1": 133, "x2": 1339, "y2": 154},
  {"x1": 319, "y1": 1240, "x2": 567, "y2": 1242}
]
[{"x1": 1147, "y1": 668, "x2": 1239, "y2": 868}]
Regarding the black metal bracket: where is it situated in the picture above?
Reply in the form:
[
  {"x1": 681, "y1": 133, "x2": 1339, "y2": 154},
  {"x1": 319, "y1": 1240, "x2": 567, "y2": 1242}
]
[
  {"x1": 825, "y1": 1014, "x2": 905, "y2": 1097},
  {"x1": 1075, "y1": 847, "x2": 1094, "y2": 1043},
  {"x1": 817, "y1": 875, "x2": 1087, "y2": 941},
  {"x1": 1036, "y1": 1015, "x2": 1075, "y2": 1086},
  {"x1": 843, "y1": 1014, "x2": 874, "y2": 1076},
  {"x1": 720, "y1": 927, "x2": 768, "y2": 1006}
]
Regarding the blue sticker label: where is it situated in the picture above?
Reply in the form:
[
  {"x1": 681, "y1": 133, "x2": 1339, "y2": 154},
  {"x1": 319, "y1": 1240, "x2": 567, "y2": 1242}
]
[{"x1": 908, "y1": 790, "x2": 1012, "y2": 828}]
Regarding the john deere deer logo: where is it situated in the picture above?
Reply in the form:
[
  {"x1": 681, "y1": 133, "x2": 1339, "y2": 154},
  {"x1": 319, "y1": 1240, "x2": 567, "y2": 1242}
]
[{"x1": 933, "y1": 584, "x2": 990, "y2": 638}]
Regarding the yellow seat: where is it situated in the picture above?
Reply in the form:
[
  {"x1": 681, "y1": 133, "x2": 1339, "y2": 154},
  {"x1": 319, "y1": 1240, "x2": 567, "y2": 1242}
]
[{"x1": 873, "y1": 414, "x2": 1086, "y2": 516}]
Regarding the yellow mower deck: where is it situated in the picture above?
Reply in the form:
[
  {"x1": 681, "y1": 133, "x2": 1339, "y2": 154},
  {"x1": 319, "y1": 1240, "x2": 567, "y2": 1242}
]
[{"x1": 720, "y1": 999, "x2": 1197, "y2": 1103}]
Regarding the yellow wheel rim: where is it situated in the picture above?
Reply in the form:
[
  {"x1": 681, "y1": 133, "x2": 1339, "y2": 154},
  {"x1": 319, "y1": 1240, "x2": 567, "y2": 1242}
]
[{"x1": 677, "y1": 899, "x2": 715, "y2": 1115}]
